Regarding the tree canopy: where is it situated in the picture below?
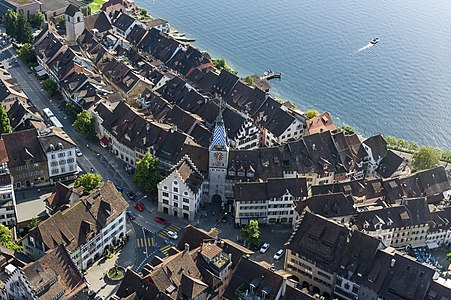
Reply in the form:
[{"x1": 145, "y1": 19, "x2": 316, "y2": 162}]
[
  {"x1": 18, "y1": 43, "x2": 37, "y2": 66},
  {"x1": 73, "y1": 110, "x2": 95, "y2": 137},
  {"x1": 241, "y1": 220, "x2": 261, "y2": 247},
  {"x1": 4, "y1": 10, "x2": 33, "y2": 43},
  {"x1": 0, "y1": 224, "x2": 21, "y2": 251},
  {"x1": 42, "y1": 79, "x2": 58, "y2": 97},
  {"x1": 0, "y1": 106, "x2": 12, "y2": 135},
  {"x1": 212, "y1": 58, "x2": 237, "y2": 74},
  {"x1": 305, "y1": 109, "x2": 319, "y2": 119},
  {"x1": 133, "y1": 152, "x2": 160, "y2": 192},
  {"x1": 340, "y1": 124, "x2": 356, "y2": 135},
  {"x1": 244, "y1": 75, "x2": 255, "y2": 87},
  {"x1": 75, "y1": 173, "x2": 103, "y2": 192},
  {"x1": 412, "y1": 146, "x2": 441, "y2": 170}
]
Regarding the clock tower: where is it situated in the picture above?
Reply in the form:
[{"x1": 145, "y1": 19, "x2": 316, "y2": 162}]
[{"x1": 208, "y1": 112, "x2": 229, "y2": 203}]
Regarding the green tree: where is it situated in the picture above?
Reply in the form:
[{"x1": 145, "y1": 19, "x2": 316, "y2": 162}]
[
  {"x1": 18, "y1": 43, "x2": 36, "y2": 66},
  {"x1": 27, "y1": 217, "x2": 40, "y2": 230},
  {"x1": 64, "y1": 102, "x2": 82, "y2": 120},
  {"x1": 447, "y1": 252, "x2": 451, "y2": 262},
  {"x1": 133, "y1": 152, "x2": 160, "y2": 192},
  {"x1": 212, "y1": 58, "x2": 237, "y2": 74},
  {"x1": 241, "y1": 220, "x2": 261, "y2": 247},
  {"x1": 305, "y1": 109, "x2": 319, "y2": 119},
  {"x1": 75, "y1": 173, "x2": 103, "y2": 192},
  {"x1": 408, "y1": 141, "x2": 419, "y2": 151},
  {"x1": 42, "y1": 78, "x2": 58, "y2": 97},
  {"x1": 0, "y1": 106, "x2": 12, "y2": 135},
  {"x1": 441, "y1": 150, "x2": 451, "y2": 162},
  {"x1": 340, "y1": 124, "x2": 355, "y2": 135},
  {"x1": 23, "y1": 21, "x2": 33, "y2": 43},
  {"x1": 56, "y1": 16, "x2": 65, "y2": 28},
  {"x1": 29, "y1": 11, "x2": 45, "y2": 28},
  {"x1": 412, "y1": 146, "x2": 441, "y2": 170},
  {"x1": 0, "y1": 224, "x2": 21, "y2": 251},
  {"x1": 244, "y1": 75, "x2": 255, "y2": 87},
  {"x1": 385, "y1": 136, "x2": 398, "y2": 148},
  {"x1": 72, "y1": 110, "x2": 95, "y2": 137},
  {"x1": 4, "y1": 10, "x2": 17, "y2": 37}
]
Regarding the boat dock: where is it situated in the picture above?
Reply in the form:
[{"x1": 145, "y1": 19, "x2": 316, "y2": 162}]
[{"x1": 260, "y1": 71, "x2": 281, "y2": 80}]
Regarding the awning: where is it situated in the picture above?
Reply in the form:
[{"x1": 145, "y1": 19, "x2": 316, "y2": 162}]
[
  {"x1": 100, "y1": 137, "x2": 109, "y2": 146},
  {"x1": 426, "y1": 241, "x2": 439, "y2": 249}
]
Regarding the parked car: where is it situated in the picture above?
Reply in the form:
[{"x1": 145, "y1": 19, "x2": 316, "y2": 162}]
[
  {"x1": 260, "y1": 243, "x2": 270, "y2": 254},
  {"x1": 154, "y1": 217, "x2": 169, "y2": 225},
  {"x1": 273, "y1": 249, "x2": 285, "y2": 260},
  {"x1": 134, "y1": 204, "x2": 144, "y2": 212},
  {"x1": 115, "y1": 184, "x2": 123, "y2": 193},
  {"x1": 126, "y1": 191, "x2": 135, "y2": 200},
  {"x1": 75, "y1": 148, "x2": 82, "y2": 156},
  {"x1": 167, "y1": 231, "x2": 178, "y2": 239},
  {"x1": 126, "y1": 210, "x2": 136, "y2": 220}
]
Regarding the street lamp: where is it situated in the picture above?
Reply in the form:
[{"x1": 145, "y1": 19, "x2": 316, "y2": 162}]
[{"x1": 137, "y1": 194, "x2": 147, "y2": 203}]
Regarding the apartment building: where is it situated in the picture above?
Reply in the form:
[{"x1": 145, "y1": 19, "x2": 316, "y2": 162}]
[
  {"x1": 22, "y1": 182, "x2": 128, "y2": 271},
  {"x1": 234, "y1": 178, "x2": 307, "y2": 225}
]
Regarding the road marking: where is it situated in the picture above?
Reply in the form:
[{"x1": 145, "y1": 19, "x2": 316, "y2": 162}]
[
  {"x1": 151, "y1": 237, "x2": 155, "y2": 246},
  {"x1": 160, "y1": 245, "x2": 171, "y2": 256},
  {"x1": 137, "y1": 239, "x2": 141, "y2": 248},
  {"x1": 147, "y1": 237, "x2": 151, "y2": 247}
]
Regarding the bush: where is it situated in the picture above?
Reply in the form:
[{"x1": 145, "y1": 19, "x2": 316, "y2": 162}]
[
  {"x1": 244, "y1": 75, "x2": 255, "y2": 87},
  {"x1": 305, "y1": 109, "x2": 319, "y2": 119}
]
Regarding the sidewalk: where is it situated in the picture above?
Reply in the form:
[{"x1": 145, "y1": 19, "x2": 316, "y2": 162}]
[{"x1": 85, "y1": 221, "x2": 137, "y2": 299}]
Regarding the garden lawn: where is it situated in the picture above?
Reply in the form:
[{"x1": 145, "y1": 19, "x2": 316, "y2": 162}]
[{"x1": 88, "y1": 0, "x2": 106, "y2": 13}]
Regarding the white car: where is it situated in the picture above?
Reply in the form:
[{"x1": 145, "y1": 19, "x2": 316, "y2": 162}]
[
  {"x1": 273, "y1": 249, "x2": 285, "y2": 260},
  {"x1": 167, "y1": 231, "x2": 178, "y2": 240},
  {"x1": 75, "y1": 148, "x2": 82, "y2": 156},
  {"x1": 259, "y1": 243, "x2": 270, "y2": 253}
]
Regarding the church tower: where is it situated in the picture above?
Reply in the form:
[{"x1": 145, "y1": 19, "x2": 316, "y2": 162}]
[
  {"x1": 65, "y1": 4, "x2": 85, "y2": 45},
  {"x1": 208, "y1": 109, "x2": 229, "y2": 204}
]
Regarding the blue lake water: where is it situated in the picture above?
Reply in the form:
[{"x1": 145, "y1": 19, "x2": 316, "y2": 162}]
[{"x1": 135, "y1": 0, "x2": 451, "y2": 149}]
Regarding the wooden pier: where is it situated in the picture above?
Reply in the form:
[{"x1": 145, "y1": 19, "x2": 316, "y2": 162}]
[{"x1": 260, "y1": 71, "x2": 282, "y2": 81}]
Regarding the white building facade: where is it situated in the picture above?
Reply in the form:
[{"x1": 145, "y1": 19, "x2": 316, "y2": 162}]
[{"x1": 157, "y1": 156, "x2": 204, "y2": 221}]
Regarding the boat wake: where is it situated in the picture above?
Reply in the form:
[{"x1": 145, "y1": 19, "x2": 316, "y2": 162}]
[{"x1": 357, "y1": 43, "x2": 374, "y2": 52}]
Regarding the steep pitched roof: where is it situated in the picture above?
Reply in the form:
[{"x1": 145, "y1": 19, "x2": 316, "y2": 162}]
[
  {"x1": 22, "y1": 245, "x2": 86, "y2": 298},
  {"x1": 224, "y1": 258, "x2": 284, "y2": 300},
  {"x1": 84, "y1": 11, "x2": 112, "y2": 33},
  {"x1": 172, "y1": 155, "x2": 204, "y2": 194},
  {"x1": 27, "y1": 182, "x2": 128, "y2": 252},
  {"x1": 65, "y1": 3, "x2": 80, "y2": 17},
  {"x1": 2, "y1": 128, "x2": 47, "y2": 167},
  {"x1": 298, "y1": 193, "x2": 356, "y2": 218}
]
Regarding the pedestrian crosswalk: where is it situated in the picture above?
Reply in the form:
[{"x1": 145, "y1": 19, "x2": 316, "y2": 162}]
[
  {"x1": 160, "y1": 245, "x2": 171, "y2": 257},
  {"x1": 136, "y1": 236, "x2": 156, "y2": 248},
  {"x1": 158, "y1": 224, "x2": 181, "y2": 239}
]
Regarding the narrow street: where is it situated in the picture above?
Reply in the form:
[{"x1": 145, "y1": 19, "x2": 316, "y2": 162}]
[{"x1": 5, "y1": 49, "x2": 290, "y2": 273}]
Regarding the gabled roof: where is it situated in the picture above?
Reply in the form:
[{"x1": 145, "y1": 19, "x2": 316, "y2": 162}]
[
  {"x1": 171, "y1": 155, "x2": 204, "y2": 194},
  {"x1": 306, "y1": 112, "x2": 336, "y2": 134},
  {"x1": 363, "y1": 134, "x2": 387, "y2": 160},
  {"x1": 27, "y1": 182, "x2": 128, "y2": 252},
  {"x1": 23, "y1": 245, "x2": 86, "y2": 298},
  {"x1": 2, "y1": 128, "x2": 47, "y2": 167},
  {"x1": 234, "y1": 178, "x2": 307, "y2": 202},
  {"x1": 84, "y1": 11, "x2": 112, "y2": 33},
  {"x1": 298, "y1": 193, "x2": 356, "y2": 218},
  {"x1": 224, "y1": 258, "x2": 284, "y2": 300},
  {"x1": 376, "y1": 150, "x2": 406, "y2": 178},
  {"x1": 112, "y1": 12, "x2": 136, "y2": 33}
]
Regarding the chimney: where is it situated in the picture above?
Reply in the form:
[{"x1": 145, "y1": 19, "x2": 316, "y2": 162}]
[{"x1": 184, "y1": 243, "x2": 189, "y2": 252}]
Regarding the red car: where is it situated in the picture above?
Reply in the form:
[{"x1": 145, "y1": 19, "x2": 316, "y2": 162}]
[
  {"x1": 154, "y1": 217, "x2": 168, "y2": 225},
  {"x1": 133, "y1": 204, "x2": 144, "y2": 212}
]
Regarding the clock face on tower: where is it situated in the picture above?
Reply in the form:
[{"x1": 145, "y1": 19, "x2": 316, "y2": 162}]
[{"x1": 214, "y1": 152, "x2": 224, "y2": 166}]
